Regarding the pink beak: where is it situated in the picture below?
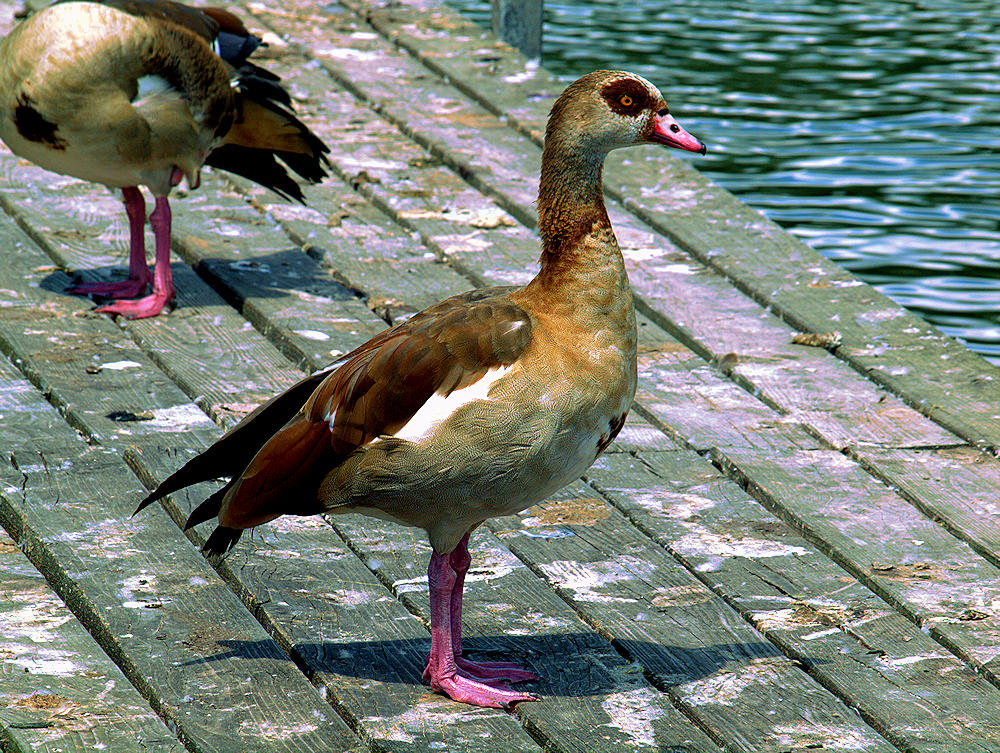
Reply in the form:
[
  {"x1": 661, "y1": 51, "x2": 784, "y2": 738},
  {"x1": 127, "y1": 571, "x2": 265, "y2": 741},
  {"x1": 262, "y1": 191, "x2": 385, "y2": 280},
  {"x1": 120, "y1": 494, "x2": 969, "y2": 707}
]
[{"x1": 649, "y1": 111, "x2": 706, "y2": 154}]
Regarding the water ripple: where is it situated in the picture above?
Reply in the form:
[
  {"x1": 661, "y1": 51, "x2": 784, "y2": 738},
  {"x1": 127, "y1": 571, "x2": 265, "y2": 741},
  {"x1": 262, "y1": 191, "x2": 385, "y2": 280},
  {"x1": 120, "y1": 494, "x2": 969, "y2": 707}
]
[{"x1": 451, "y1": 0, "x2": 1000, "y2": 364}]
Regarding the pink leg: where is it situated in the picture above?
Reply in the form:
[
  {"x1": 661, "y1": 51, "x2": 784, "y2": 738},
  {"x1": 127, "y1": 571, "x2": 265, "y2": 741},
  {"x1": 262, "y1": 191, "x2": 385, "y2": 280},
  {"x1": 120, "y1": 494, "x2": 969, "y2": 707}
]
[
  {"x1": 422, "y1": 539, "x2": 538, "y2": 708},
  {"x1": 70, "y1": 187, "x2": 153, "y2": 299},
  {"x1": 446, "y1": 537, "x2": 538, "y2": 683},
  {"x1": 96, "y1": 196, "x2": 175, "y2": 318}
]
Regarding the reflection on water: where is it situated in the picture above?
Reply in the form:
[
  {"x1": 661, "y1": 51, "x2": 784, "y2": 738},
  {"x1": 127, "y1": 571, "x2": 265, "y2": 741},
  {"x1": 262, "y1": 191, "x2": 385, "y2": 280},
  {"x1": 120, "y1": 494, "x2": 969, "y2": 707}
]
[{"x1": 450, "y1": 0, "x2": 1000, "y2": 364}]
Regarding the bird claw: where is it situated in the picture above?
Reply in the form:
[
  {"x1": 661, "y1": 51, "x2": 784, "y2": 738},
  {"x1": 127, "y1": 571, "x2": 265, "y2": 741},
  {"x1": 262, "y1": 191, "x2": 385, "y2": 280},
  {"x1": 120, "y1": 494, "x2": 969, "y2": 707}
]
[
  {"x1": 428, "y1": 671, "x2": 539, "y2": 709},
  {"x1": 69, "y1": 276, "x2": 152, "y2": 300},
  {"x1": 423, "y1": 652, "x2": 538, "y2": 685},
  {"x1": 454, "y1": 656, "x2": 539, "y2": 684},
  {"x1": 95, "y1": 292, "x2": 174, "y2": 319}
]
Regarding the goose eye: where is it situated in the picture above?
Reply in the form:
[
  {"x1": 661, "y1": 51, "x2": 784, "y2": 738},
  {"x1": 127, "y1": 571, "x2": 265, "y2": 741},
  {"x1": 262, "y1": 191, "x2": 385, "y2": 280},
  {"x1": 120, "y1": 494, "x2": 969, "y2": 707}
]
[{"x1": 620, "y1": 95, "x2": 633, "y2": 107}]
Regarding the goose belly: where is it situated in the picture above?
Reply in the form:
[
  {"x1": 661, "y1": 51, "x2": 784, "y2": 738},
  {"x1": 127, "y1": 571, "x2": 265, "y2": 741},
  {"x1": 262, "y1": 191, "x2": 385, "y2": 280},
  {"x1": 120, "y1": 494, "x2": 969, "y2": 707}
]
[
  {"x1": 0, "y1": 130, "x2": 146, "y2": 189},
  {"x1": 325, "y1": 378, "x2": 632, "y2": 552}
]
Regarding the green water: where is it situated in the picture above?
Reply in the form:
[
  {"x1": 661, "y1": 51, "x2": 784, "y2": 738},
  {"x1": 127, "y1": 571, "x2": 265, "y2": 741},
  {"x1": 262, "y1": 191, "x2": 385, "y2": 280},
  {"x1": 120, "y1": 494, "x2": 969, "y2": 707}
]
[{"x1": 450, "y1": 0, "x2": 1000, "y2": 365}]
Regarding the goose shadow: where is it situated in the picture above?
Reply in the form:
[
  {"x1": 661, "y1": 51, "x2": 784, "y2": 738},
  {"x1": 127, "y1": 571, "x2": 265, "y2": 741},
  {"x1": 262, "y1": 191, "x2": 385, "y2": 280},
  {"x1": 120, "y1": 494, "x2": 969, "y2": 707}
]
[
  {"x1": 39, "y1": 263, "x2": 223, "y2": 311},
  {"x1": 187, "y1": 632, "x2": 795, "y2": 699},
  {"x1": 38, "y1": 246, "x2": 359, "y2": 311}
]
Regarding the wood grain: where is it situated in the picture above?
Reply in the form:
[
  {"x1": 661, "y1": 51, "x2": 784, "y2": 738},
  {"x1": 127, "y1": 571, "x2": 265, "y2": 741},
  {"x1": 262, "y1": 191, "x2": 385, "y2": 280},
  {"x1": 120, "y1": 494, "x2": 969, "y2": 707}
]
[
  {"x1": 2, "y1": 0, "x2": 1000, "y2": 749},
  {"x1": 0, "y1": 371, "x2": 362, "y2": 752}
]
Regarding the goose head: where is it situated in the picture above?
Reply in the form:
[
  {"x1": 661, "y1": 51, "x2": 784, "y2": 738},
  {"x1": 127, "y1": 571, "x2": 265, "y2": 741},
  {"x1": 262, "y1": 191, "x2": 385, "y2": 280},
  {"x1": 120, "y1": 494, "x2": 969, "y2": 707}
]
[{"x1": 545, "y1": 70, "x2": 705, "y2": 157}]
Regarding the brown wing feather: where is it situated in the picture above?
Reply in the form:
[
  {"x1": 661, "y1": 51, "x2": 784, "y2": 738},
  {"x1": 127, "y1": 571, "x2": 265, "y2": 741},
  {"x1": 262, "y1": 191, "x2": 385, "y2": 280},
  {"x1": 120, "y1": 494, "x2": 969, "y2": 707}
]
[
  {"x1": 198, "y1": 6, "x2": 253, "y2": 37},
  {"x1": 219, "y1": 414, "x2": 336, "y2": 529},
  {"x1": 221, "y1": 99, "x2": 316, "y2": 154},
  {"x1": 214, "y1": 289, "x2": 532, "y2": 531},
  {"x1": 69, "y1": 0, "x2": 221, "y2": 41}
]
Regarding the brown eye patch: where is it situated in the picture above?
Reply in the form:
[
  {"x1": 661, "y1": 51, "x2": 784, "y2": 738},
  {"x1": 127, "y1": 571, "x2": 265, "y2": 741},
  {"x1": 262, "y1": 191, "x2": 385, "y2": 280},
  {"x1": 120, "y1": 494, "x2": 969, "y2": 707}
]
[{"x1": 601, "y1": 79, "x2": 649, "y2": 116}]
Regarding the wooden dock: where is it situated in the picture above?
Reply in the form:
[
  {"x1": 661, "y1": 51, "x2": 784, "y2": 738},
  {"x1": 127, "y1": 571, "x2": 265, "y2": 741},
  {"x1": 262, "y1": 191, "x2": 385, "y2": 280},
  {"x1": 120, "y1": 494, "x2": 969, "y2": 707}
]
[{"x1": 2, "y1": 0, "x2": 1000, "y2": 751}]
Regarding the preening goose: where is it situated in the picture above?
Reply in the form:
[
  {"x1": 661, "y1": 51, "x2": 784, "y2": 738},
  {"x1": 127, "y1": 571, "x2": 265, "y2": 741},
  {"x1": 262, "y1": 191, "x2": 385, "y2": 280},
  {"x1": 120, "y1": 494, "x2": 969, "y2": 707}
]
[
  {"x1": 136, "y1": 70, "x2": 706, "y2": 707},
  {"x1": 0, "y1": 0, "x2": 329, "y2": 318}
]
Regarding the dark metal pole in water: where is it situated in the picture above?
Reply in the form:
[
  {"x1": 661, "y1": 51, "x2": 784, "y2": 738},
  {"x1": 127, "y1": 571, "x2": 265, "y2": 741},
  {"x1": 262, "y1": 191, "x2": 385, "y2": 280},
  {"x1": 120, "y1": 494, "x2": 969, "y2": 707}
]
[{"x1": 491, "y1": 0, "x2": 542, "y2": 60}]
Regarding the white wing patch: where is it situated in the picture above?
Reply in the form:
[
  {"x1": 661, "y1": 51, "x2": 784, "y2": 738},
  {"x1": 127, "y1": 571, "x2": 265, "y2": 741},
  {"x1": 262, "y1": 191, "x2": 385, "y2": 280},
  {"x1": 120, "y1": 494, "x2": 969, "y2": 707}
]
[
  {"x1": 320, "y1": 355, "x2": 353, "y2": 430},
  {"x1": 133, "y1": 75, "x2": 174, "y2": 106},
  {"x1": 391, "y1": 365, "x2": 513, "y2": 443}
]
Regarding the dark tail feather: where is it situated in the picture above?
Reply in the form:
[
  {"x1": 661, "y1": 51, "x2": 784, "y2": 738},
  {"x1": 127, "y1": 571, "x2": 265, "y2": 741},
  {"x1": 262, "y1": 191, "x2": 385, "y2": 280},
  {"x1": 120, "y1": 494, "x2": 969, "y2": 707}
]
[
  {"x1": 271, "y1": 147, "x2": 329, "y2": 185},
  {"x1": 235, "y1": 62, "x2": 291, "y2": 108},
  {"x1": 203, "y1": 526, "x2": 243, "y2": 558},
  {"x1": 204, "y1": 144, "x2": 307, "y2": 203},
  {"x1": 133, "y1": 450, "x2": 232, "y2": 515},
  {"x1": 133, "y1": 369, "x2": 330, "y2": 515},
  {"x1": 207, "y1": 66, "x2": 330, "y2": 200},
  {"x1": 184, "y1": 483, "x2": 231, "y2": 530}
]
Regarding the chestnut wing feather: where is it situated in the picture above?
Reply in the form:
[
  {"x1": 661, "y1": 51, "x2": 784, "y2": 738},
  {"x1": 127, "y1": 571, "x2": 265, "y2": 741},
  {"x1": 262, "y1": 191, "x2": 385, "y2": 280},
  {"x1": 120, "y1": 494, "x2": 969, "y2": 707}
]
[
  {"x1": 214, "y1": 290, "x2": 532, "y2": 530},
  {"x1": 58, "y1": 0, "x2": 222, "y2": 41}
]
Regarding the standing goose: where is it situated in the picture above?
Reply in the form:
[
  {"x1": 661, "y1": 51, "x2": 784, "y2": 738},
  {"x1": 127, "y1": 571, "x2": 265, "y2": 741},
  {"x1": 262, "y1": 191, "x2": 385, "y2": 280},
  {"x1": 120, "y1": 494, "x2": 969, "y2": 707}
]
[
  {"x1": 0, "y1": 0, "x2": 329, "y2": 318},
  {"x1": 136, "y1": 70, "x2": 705, "y2": 707}
]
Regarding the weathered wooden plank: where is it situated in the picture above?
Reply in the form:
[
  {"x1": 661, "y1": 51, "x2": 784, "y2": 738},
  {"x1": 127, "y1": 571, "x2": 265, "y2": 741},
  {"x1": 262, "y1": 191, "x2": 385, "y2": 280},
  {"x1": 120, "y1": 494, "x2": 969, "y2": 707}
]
[
  {"x1": 0, "y1": 529, "x2": 182, "y2": 753},
  {"x1": 712, "y1": 443, "x2": 1000, "y2": 694},
  {"x1": 0, "y1": 143, "x2": 386, "y2": 382},
  {"x1": 1, "y1": 454, "x2": 362, "y2": 753},
  {"x1": 265, "y1": 518, "x2": 716, "y2": 752},
  {"x1": 207, "y1": 54, "x2": 485, "y2": 317},
  {"x1": 852, "y1": 446, "x2": 1000, "y2": 573},
  {"x1": 0, "y1": 416, "x2": 362, "y2": 752},
  {"x1": 342, "y1": 0, "x2": 560, "y2": 131},
  {"x1": 623, "y1": 172, "x2": 1000, "y2": 453},
  {"x1": 627, "y1": 260, "x2": 962, "y2": 451},
  {"x1": 481, "y1": 485, "x2": 895, "y2": 753},
  {"x1": 0, "y1": 158, "x2": 133, "y2": 285},
  {"x1": 165, "y1": 180, "x2": 392, "y2": 363},
  {"x1": 587, "y1": 448, "x2": 1000, "y2": 752},
  {"x1": 632, "y1": 328, "x2": 823, "y2": 454},
  {"x1": 244, "y1": 175, "x2": 470, "y2": 322},
  {"x1": 0, "y1": 358, "x2": 183, "y2": 753},
  {"x1": 0, "y1": 219, "x2": 221, "y2": 448}
]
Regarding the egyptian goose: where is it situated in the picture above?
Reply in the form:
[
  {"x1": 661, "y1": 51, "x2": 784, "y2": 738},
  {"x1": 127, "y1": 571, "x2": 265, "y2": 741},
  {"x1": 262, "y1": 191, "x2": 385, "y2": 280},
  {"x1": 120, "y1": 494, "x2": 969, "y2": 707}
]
[
  {"x1": 136, "y1": 70, "x2": 705, "y2": 707},
  {"x1": 0, "y1": 0, "x2": 329, "y2": 318}
]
